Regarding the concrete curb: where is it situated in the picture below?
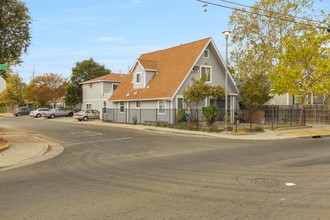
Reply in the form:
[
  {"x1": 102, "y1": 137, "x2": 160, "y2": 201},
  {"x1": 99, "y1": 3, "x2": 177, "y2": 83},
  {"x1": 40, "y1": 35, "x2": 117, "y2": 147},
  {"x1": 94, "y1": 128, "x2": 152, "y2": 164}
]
[{"x1": 0, "y1": 134, "x2": 64, "y2": 172}]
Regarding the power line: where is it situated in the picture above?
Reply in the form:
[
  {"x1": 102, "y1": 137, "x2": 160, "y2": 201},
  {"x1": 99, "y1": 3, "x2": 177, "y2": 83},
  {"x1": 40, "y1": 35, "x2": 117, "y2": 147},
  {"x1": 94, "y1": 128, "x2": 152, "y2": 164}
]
[
  {"x1": 197, "y1": 0, "x2": 329, "y2": 31},
  {"x1": 217, "y1": 0, "x2": 325, "y2": 25}
]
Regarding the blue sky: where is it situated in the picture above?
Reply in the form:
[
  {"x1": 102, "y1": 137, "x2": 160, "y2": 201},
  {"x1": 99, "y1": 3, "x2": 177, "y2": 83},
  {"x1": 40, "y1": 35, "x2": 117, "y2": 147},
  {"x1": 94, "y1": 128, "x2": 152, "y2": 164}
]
[{"x1": 13, "y1": 0, "x2": 328, "y2": 83}]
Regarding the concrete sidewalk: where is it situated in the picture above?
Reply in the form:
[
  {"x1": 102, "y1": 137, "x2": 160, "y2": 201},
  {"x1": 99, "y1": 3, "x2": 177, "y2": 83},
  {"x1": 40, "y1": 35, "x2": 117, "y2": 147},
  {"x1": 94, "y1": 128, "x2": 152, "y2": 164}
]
[
  {"x1": 0, "y1": 132, "x2": 64, "y2": 172},
  {"x1": 84, "y1": 120, "x2": 330, "y2": 140}
]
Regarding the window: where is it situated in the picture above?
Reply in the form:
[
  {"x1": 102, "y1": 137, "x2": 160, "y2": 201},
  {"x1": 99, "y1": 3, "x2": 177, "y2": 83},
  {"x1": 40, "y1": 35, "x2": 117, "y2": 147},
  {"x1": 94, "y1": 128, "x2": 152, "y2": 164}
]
[
  {"x1": 203, "y1": 49, "x2": 209, "y2": 58},
  {"x1": 136, "y1": 72, "x2": 142, "y2": 84},
  {"x1": 136, "y1": 101, "x2": 141, "y2": 109},
  {"x1": 177, "y1": 97, "x2": 184, "y2": 109},
  {"x1": 158, "y1": 100, "x2": 166, "y2": 114},
  {"x1": 113, "y1": 84, "x2": 119, "y2": 91},
  {"x1": 120, "y1": 101, "x2": 125, "y2": 113},
  {"x1": 201, "y1": 66, "x2": 212, "y2": 83},
  {"x1": 86, "y1": 104, "x2": 92, "y2": 110}
]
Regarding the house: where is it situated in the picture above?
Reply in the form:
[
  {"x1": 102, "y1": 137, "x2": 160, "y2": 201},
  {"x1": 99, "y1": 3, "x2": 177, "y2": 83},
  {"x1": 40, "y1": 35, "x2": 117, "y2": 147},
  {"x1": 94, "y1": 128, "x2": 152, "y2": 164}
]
[
  {"x1": 108, "y1": 37, "x2": 240, "y2": 124},
  {"x1": 267, "y1": 93, "x2": 328, "y2": 105},
  {"x1": 81, "y1": 73, "x2": 127, "y2": 114}
]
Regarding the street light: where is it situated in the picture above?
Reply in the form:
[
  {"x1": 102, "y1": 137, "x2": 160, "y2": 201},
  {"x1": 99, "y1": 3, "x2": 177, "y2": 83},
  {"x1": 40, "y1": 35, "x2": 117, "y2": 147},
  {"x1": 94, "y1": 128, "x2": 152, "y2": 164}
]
[{"x1": 222, "y1": 30, "x2": 231, "y2": 130}]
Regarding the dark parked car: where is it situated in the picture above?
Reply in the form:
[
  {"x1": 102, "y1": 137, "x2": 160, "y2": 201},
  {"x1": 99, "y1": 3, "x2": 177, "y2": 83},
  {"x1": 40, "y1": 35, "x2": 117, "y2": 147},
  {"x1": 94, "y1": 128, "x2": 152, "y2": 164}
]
[{"x1": 13, "y1": 107, "x2": 31, "y2": 116}]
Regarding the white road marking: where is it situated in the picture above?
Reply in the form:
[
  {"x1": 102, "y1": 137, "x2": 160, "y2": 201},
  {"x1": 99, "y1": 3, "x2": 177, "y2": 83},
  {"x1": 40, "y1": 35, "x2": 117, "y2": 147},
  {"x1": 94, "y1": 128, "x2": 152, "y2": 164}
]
[
  {"x1": 285, "y1": 182, "x2": 296, "y2": 186},
  {"x1": 72, "y1": 137, "x2": 132, "y2": 145}
]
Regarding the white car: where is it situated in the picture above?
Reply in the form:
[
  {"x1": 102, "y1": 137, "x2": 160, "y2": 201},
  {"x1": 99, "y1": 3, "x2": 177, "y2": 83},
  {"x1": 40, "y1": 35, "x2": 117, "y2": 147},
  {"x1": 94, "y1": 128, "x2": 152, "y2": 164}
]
[
  {"x1": 74, "y1": 109, "x2": 100, "y2": 121},
  {"x1": 29, "y1": 108, "x2": 50, "y2": 118},
  {"x1": 42, "y1": 108, "x2": 74, "y2": 119}
]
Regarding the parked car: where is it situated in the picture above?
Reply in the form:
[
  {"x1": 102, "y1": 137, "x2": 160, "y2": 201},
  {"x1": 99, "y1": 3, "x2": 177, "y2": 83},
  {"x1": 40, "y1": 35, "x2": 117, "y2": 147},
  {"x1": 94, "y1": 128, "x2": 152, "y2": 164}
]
[
  {"x1": 42, "y1": 108, "x2": 74, "y2": 119},
  {"x1": 13, "y1": 107, "x2": 31, "y2": 116},
  {"x1": 74, "y1": 109, "x2": 100, "y2": 121},
  {"x1": 30, "y1": 108, "x2": 50, "y2": 118}
]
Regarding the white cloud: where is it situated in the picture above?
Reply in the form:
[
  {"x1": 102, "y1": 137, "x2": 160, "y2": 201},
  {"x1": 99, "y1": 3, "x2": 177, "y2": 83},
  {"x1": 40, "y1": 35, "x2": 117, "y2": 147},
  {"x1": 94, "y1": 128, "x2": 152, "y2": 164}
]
[{"x1": 92, "y1": 37, "x2": 124, "y2": 43}]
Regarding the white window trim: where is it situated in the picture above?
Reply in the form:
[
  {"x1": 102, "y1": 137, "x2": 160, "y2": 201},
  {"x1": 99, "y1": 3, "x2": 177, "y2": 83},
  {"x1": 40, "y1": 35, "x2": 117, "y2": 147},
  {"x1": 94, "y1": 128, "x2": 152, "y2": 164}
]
[
  {"x1": 200, "y1": 65, "x2": 212, "y2": 83},
  {"x1": 203, "y1": 49, "x2": 209, "y2": 58},
  {"x1": 135, "y1": 101, "x2": 141, "y2": 109},
  {"x1": 158, "y1": 100, "x2": 166, "y2": 115},
  {"x1": 119, "y1": 101, "x2": 125, "y2": 113},
  {"x1": 136, "y1": 72, "x2": 142, "y2": 84},
  {"x1": 176, "y1": 95, "x2": 185, "y2": 109}
]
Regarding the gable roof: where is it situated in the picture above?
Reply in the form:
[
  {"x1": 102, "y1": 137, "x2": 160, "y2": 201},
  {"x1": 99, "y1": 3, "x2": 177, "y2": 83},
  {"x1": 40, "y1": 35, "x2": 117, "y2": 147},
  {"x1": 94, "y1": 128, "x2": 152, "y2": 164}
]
[
  {"x1": 110, "y1": 37, "x2": 211, "y2": 101},
  {"x1": 83, "y1": 73, "x2": 127, "y2": 84}
]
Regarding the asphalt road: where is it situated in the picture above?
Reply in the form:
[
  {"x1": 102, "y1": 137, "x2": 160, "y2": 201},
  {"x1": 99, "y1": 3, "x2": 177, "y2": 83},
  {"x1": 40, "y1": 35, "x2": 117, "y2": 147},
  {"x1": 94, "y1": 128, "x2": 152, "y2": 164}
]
[{"x1": 1, "y1": 116, "x2": 330, "y2": 219}]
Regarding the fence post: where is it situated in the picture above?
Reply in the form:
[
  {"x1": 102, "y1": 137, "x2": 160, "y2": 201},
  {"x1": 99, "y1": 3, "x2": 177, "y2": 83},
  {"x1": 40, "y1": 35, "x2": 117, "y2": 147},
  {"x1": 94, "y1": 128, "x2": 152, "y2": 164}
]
[
  {"x1": 272, "y1": 105, "x2": 274, "y2": 130},
  {"x1": 125, "y1": 108, "x2": 128, "y2": 124},
  {"x1": 156, "y1": 108, "x2": 158, "y2": 122},
  {"x1": 140, "y1": 108, "x2": 142, "y2": 124},
  {"x1": 235, "y1": 110, "x2": 238, "y2": 133},
  {"x1": 249, "y1": 109, "x2": 252, "y2": 131},
  {"x1": 174, "y1": 108, "x2": 176, "y2": 127},
  {"x1": 196, "y1": 109, "x2": 199, "y2": 130},
  {"x1": 290, "y1": 108, "x2": 293, "y2": 127},
  {"x1": 303, "y1": 107, "x2": 306, "y2": 126}
]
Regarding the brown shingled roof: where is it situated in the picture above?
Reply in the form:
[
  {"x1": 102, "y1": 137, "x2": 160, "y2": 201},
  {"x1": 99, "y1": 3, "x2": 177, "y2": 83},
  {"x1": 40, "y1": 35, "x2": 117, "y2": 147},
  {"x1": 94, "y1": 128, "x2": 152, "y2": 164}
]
[
  {"x1": 110, "y1": 37, "x2": 211, "y2": 101},
  {"x1": 83, "y1": 73, "x2": 127, "y2": 84}
]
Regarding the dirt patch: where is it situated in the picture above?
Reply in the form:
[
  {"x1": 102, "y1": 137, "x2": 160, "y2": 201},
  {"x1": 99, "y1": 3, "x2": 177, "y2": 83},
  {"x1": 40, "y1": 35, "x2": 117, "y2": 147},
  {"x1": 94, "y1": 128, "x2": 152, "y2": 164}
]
[
  {"x1": 0, "y1": 138, "x2": 9, "y2": 150},
  {"x1": 278, "y1": 130, "x2": 330, "y2": 137}
]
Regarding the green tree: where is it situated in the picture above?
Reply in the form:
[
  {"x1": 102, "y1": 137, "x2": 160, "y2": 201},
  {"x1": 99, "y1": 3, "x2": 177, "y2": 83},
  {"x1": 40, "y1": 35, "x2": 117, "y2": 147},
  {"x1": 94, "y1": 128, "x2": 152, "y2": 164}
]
[
  {"x1": 24, "y1": 73, "x2": 67, "y2": 107},
  {"x1": 270, "y1": 29, "x2": 330, "y2": 106},
  {"x1": 229, "y1": 0, "x2": 327, "y2": 98},
  {"x1": 0, "y1": 73, "x2": 25, "y2": 108},
  {"x1": 65, "y1": 58, "x2": 111, "y2": 107},
  {"x1": 183, "y1": 76, "x2": 225, "y2": 122},
  {"x1": 0, "y1": 0, "x2": 31, "y2": 67},
  {"x1": 240, "y1": 72, "x2": 273, "y2": 109}
]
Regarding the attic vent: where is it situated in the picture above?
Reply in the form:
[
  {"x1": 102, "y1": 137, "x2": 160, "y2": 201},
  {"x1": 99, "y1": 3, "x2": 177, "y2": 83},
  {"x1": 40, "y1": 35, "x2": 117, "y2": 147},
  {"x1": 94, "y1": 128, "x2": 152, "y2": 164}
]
[{"x1": 193, "y1": 66, "x2": 200, "y2": 71}]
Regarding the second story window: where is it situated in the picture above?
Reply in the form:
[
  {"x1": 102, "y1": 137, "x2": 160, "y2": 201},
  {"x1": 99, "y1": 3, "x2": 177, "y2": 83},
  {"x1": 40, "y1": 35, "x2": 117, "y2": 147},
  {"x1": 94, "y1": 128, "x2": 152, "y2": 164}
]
[
  {"x1": 136, "y1": 72, "x2": 142, "y2": 84},
  {"x1": 201, "y1": 66, "x2": 212, "y2": 83},
  {"x1": 203, "y1": 49, "x2": 209, "y2": 58},
  {"x1": 113, "y1": 84, "x2": 119, "y2": 91}
]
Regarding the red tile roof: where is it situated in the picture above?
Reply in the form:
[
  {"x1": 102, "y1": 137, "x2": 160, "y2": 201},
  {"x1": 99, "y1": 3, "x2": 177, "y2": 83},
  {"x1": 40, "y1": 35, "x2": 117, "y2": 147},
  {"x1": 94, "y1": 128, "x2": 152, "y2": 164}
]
[
  {"x1": 83, "y1": 73, "x2": 127, "y2": 84},
  {"x1": 110, "y1": 37, "x2": 211, "y2": 101}
]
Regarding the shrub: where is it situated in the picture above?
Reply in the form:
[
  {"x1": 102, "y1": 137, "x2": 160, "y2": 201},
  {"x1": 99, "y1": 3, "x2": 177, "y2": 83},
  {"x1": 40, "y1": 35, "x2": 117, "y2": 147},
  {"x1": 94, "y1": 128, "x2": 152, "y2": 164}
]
[
  {"x1": 176, "y1": 109, "x2": 186, "y2": 123},
  {"x1": 132, "y1": 116, "x2": 138, "y2": 125},
  {"x1": 202, "y1": 105, "x2": 218, "y2": 126},
  {"x1": 251, "y1": 126, "x2": 264, "y2": 132}
]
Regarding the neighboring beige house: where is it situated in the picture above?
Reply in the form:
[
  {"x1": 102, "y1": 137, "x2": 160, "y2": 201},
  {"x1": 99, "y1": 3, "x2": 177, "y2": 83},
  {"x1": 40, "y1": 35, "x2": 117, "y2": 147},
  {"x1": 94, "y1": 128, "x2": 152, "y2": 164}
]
[
  {"x1": 108, "y1": 37, "x2": 240, "y2": 123},
  {"x1": 267, "y1": 93, "x2": 327, "y2": 105},
  {"x1": 81, "y1": 73, "x2": 127, "y2": 114}
]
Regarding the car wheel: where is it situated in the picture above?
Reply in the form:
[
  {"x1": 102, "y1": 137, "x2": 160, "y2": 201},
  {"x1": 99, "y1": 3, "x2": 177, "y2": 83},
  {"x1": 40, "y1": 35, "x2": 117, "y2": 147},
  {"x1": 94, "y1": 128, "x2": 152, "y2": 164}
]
[
  {"x1": 83, "y1": 116, "x2": 89, "y2": 121},
  {"x1": 50, "y1": 114, "x2": 55, "y2": 119},
  {"x1": 17, "y1": 113, "x2": 21, "y2": 116},
  {"x1": 68, "y1": 112, "x2": 73, "y2": 117},
  {"x1": 36, "y1": 113, "x2": 41, "y2": 118}
]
